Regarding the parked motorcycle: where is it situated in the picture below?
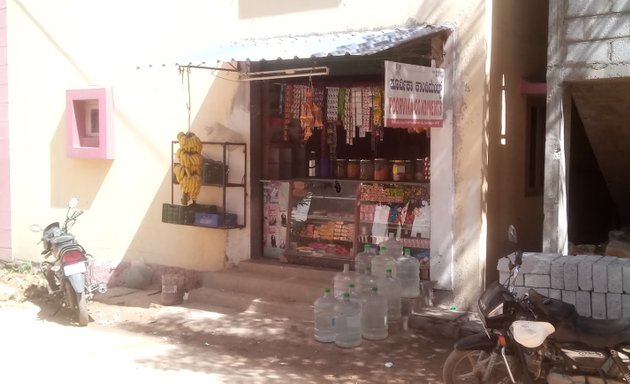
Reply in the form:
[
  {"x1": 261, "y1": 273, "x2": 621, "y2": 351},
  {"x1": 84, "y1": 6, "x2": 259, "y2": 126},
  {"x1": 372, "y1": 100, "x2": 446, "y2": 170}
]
[
  {"x1": 30, "y1": 198, "x2": 106, "y2": 326},
  {"x1": 443, "y1": 225, "x2": 630, "y2": 383}
]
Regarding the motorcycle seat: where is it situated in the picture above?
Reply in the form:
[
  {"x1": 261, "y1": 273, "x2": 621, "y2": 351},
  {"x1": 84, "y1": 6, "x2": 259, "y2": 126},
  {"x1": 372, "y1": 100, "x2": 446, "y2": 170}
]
[
  {"x1": 568, "y1": 316, "x2": 630, "y2": 348},
  {"x1": 528, "y1": 289, "x2": 579, "y2": 321},
  {"x1": 51, "y1": 235, "x2": 74, "y2": 245},
  {"x1": 528, "y1": 288, "x2": 630, "y2": 348},
  {"x1": 548, "y1": 316, "x2": 630, "y2": 349}
]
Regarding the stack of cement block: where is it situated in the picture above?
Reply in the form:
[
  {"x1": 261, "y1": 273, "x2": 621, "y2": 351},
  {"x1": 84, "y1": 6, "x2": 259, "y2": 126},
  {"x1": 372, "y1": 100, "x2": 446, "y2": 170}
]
[{"x1": 497, "y1": 252, "x2": 630, "y2": 319}]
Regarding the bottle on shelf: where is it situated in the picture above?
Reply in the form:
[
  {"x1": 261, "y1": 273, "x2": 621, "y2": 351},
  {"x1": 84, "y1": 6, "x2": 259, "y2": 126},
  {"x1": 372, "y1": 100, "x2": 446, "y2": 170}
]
[
  {"x1": 313, "y1": 287, "x2": 336, "y2": 343},
  {"x1": 334, "y1": 263, "x2": 359, "y2": 299},
  {"x1": 334, "y1": 292, "x2": 363, "y2": 348},
  {"x1": 377, "y1": 268, "x2": 402, "y2": 322},
  {"x1": 308, "y1": 150, "x2": 318, "y2": 177},
  {"x1": 355, "y1": 244, "x2": 375, "y2": 276},
  {"x1": 362, "y1": 287, "x2": 388, "y2": 340},
  {"x1": 396, "y1": 248, "x2": 420, "y2": 298},
  {"x1": 371, "y1": 245, "x2": 397, "y2": 280}
]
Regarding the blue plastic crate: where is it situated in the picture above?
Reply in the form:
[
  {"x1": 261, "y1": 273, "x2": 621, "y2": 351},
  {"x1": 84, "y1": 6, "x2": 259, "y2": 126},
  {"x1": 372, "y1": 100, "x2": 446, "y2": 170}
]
[{"x1": 194, "y1": 212, "x2": 237, "y2": 227}]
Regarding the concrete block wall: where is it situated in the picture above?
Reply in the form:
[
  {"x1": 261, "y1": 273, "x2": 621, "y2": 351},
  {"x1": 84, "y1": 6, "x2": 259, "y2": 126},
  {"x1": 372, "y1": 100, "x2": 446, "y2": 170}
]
[
  {"x1": 562, "y1": 1, "x2": 630, "y2": 65},
  {"x1": 497, "y1": 252, "x2": 630, "y2": 319}
]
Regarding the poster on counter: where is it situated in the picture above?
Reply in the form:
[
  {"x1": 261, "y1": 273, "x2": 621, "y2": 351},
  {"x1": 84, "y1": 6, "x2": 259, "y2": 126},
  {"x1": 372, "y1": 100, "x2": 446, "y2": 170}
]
[
  {"x1": 383, "y1": 60, "x2": 444, "y2": 128},
  {"x1": 263, "y1": 181, "x2": 289, "y2": 258}
]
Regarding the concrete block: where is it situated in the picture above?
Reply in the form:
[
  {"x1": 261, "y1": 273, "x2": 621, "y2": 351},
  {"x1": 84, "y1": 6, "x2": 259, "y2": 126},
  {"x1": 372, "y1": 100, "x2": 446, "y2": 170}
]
[
  {"x1": 519, "y1": 253, "x2": 562, "y2": 274},
  {"x1": 576, "y1": 291, "x2": 591, "y2": 317},
  {"x1": 608, "y1": 258, "x2": 629, "y2": 293},
  {"x1": 578, "y1": 256, "x2": 602, "y2": 291},
  {"x1": 548, "y1": 289, "x2": 562, "y2": 300},
  {"x1": 612, "y1": 1, "x2": 630, "y2": 12},
  {"x1": 607, "y1": 293, "x2": 622, "y2": 319},
  {"x1": 497, "y1": 257, "x2": 511, "y2": 272},
  {"x1": 499, "y1": 271, "x2": 523, "y2": 286},
  {"x1": 593, "y1": 256, "x2": 619, "y2": 293},
  {"x1": 524, "y1": 274, "x2": 551, "y2": 288},
  {"x1": 564, "y1": 18, "x2": 586, "y2": 41},
  {"x1": 567, "y1": 2, "x2": 612, "y2": 17},
  {"x1": 622, "y1": 295, "x2": 630, "y2": 318},
  {"x1": 532, "y1": 288, "x2": 549, "y2": 297},
  {"x1": 622, "y1": 264, "x2": 630, "y2": 294},
  {"x1": 612, "y1": 38, "x2": 630, "y2": 63},
  {"x1": 562, "y1": 290, "x2": 577, "y2": 307},
  {"x1": 551, "y1": 256, "x2": 567, "y2": 289},
  {"x1": 513, "y1": 287, "x2": 529, "y2": 298},
  {"x1": 592, "y1": 293, "x2": 607, "y2": 319},
  {"x1": 583, "y1": 15, "x2": 630, "y2": 41},
  {"x1": 564, "y1": 256, "x2": 587, "y2": 291},
  {"x1": 566, "y1": 41, "x2": 610, "y2": 63}
]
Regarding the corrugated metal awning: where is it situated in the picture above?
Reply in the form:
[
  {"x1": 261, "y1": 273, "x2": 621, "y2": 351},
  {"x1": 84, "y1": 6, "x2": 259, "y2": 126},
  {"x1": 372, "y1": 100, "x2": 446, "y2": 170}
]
[{"x1": 143, "y1": 23, "x2": 451, "y2": 68}]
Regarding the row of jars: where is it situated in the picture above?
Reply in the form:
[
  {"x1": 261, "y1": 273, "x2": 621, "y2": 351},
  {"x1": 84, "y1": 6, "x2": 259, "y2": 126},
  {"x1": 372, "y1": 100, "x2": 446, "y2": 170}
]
[{"x1": 328, "y1": 158, "x2": 429, "y2": 182}]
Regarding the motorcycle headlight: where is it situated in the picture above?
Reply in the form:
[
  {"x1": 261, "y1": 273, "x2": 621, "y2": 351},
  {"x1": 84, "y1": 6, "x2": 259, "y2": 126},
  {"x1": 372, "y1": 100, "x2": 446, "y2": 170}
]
[{"x1": 487, "y1": 302, "x2": 504, "y2": 318}]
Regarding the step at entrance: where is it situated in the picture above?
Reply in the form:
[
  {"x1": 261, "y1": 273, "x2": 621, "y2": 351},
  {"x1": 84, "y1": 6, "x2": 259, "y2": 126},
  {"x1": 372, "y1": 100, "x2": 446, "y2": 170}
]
[{"x1": 187, "y1": 259, "x2": 339, "y2": 320}]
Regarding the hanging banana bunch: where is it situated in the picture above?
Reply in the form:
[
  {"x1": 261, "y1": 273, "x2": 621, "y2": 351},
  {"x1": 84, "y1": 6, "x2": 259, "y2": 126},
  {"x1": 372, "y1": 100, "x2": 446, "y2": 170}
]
[{"x1": 175, "y1": 131, "x2": 203, "y2": 205}]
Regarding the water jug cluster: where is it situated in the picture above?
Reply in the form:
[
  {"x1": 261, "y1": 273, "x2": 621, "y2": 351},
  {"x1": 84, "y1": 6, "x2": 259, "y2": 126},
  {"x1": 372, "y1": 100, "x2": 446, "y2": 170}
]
[{"x1": 313, "y1": 236, "x2": 421, "y2": 348}]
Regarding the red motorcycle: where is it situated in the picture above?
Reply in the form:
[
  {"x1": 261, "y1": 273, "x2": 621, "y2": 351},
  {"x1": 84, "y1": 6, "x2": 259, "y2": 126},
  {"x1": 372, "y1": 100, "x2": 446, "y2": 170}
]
[{"x1": 30, "y1": 198, "x2": 106, "y2": 326}]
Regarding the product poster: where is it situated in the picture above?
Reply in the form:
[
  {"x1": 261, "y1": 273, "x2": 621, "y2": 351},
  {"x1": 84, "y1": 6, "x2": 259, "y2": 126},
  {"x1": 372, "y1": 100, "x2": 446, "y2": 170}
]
[{"x1": 263, "y1": 181, "x2": 289, "y2": 258}]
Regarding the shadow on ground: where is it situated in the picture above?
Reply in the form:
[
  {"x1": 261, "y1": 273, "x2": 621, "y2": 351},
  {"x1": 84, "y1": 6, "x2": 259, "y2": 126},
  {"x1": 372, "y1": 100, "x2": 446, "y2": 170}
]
[{"x1": 113, "y1": 299, "x2": 452, "y2": 383}]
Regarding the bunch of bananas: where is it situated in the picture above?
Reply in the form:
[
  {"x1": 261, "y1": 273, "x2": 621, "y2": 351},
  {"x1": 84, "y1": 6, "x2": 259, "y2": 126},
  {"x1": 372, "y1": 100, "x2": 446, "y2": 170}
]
[{"x1": 175, "y1": 132, "x2": 203, "y2": 204}]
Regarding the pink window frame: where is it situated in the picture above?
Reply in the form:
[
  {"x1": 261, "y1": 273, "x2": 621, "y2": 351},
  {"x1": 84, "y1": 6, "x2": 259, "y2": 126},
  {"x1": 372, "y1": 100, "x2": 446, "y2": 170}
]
[{"x1": 66, "y1": 87, "x2": 114, "y2": 159}]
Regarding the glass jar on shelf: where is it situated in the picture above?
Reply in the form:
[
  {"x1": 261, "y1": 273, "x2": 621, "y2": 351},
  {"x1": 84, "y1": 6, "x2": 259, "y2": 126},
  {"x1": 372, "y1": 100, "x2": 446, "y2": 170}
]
[
  {"x1": 360, "y1": 159, "x2": 373, "y2": 180},
  {"x1": 347, "y1": 159, "x2": 360, "y2": 179},
  {"x1": 334, "y1": 159, "x2": 347, "y2": 178},
  {"x1": 391, "y1": 160, "x2": 405, "y2": 181},
  {"x1": 373, "y1": 158, "x2": 388, "y2": 181},
  {"x1": 404, "y1": 160, "x2": 413, "y2": 181}
]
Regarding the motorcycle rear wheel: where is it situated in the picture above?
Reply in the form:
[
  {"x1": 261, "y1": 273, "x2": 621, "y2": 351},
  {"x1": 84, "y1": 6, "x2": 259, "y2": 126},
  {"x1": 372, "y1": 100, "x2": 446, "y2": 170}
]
[
  {"x1": 76, "y1": 292, "x2": 88, "y2": 326},
  {"x1": 443, "y1": 349, "x2": 516, "y2": 384}
]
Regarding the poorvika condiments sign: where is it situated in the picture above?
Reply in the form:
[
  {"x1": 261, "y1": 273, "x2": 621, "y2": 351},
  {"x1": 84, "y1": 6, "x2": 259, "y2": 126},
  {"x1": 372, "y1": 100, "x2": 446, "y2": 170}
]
[{"x1": 383, "y1": 60, "x2": 445, "y2": 128}]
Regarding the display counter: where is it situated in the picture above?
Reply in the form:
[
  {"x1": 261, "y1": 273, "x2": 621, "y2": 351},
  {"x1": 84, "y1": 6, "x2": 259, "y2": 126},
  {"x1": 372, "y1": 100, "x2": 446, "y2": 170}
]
[{"x1": 282, "y1": 178, "x2": 431, "y2": 277}]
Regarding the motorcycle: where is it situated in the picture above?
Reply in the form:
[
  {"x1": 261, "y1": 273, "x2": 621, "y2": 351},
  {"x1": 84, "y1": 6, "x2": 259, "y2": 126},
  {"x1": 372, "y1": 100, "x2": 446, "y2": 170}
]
[
  {"x1": 443, "y1": 225, "x2": 630, "y2": 384},
  {"x1": 30, "y1": 198, "x2": 107, "y2": 326}
]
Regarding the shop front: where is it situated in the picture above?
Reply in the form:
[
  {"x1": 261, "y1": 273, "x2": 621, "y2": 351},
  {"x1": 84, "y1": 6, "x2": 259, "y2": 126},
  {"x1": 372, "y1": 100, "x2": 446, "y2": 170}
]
[
  {"x1": 251, "y1": 26, "x2": 451, "y2": 282},
  {"x1": 159, "y1": 22, "x2": 457, "y2": 299}
]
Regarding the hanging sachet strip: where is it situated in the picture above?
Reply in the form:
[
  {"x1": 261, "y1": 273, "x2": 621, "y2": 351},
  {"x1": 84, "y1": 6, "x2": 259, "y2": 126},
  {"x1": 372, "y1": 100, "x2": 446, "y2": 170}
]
[
  {"x1": 326, "y1": 87, "x2": 339, "y2": 123},
  {"x1": 361, "y1": 87, "x2": 373, "y2": 135},
  {"x1": 344, "y1": 88, "x2": 354, "y2": 144}
]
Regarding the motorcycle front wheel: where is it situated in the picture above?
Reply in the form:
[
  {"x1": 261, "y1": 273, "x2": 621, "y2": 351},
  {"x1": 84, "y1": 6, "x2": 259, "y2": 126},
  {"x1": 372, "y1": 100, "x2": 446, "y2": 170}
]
[{"x1": 443, "y1": 349, "x2": 516, "y2": 384}]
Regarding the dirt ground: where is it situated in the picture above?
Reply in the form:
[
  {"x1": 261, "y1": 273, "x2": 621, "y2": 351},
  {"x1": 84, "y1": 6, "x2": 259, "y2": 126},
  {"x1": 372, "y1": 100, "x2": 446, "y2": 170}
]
[{"x1": 0, "y1": 266, "x2": 453, "y2": 384}]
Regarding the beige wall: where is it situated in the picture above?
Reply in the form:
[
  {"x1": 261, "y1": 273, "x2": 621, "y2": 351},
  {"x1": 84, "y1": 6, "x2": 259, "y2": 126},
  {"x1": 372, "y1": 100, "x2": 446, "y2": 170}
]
[
  {"x1": 9, "y1": 0, "x2": 491, "y2": 306},
  {"x1": 486, "y1": 0, "x2": 548, "y2": 282}
]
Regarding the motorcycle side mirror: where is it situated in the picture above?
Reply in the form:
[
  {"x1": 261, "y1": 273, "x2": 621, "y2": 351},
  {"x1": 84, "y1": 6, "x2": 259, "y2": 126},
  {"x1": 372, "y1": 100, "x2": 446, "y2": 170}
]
[
  {"x1": 508, "y1": 224, "x2": 518, "y2": 244},
  {"x1": 30, "y1": 224, "x2": 43, "y2": 232},
  {"x1": 68, "y1": 197, "x2": 79, "y2": 209}
]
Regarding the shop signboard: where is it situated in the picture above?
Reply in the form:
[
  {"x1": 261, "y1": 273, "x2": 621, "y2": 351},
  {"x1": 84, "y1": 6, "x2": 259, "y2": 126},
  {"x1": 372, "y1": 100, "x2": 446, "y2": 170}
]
[{"x1": 383, "y1": 60, "x2": 444, "y2": 128}]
